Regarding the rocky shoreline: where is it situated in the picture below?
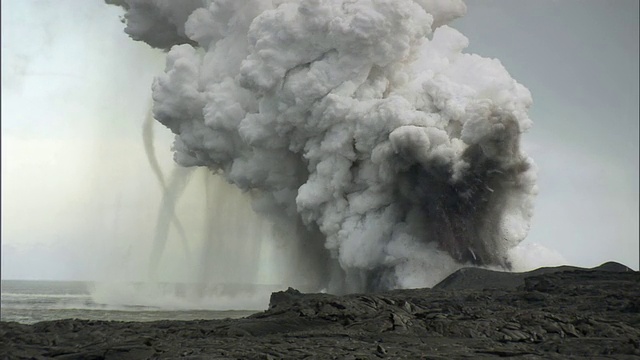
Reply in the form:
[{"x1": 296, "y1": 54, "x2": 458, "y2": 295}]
[{"x1": 2, "y1": 262, "x2": 638, "y2": 359}]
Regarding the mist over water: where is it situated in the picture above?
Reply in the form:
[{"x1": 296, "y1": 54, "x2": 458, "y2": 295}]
[
  {"x1": 91, "y1": 161, "x2": 284, "y2": 310},
  {"x1": 100, "y1": 0, "x2": 552, "y2": 301}
]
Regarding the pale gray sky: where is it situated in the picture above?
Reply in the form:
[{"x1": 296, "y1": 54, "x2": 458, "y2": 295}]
[
  {"x1": 1, "y1": 0, "x2": 638, "y2": 280},
  {"x1": 454, "y1": 0, "x2": 639, "y2": 269},
  {"x1": 1, "y1": 0, "x2": 170, "y2": 280}
]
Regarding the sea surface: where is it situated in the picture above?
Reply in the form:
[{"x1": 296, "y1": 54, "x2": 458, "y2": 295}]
[{"x1": 1, "y1": 280, "x2": 272, "y2": 324}]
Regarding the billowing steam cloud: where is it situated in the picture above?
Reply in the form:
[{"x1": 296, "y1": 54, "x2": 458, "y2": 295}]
[{"x1": 111, "y1": 0, "x2": 537, "y2": 293}]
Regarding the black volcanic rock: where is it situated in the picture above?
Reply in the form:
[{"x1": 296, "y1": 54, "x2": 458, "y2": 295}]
[
  {"x1": 1, "y1": 263, "x2": 639, "y2": 359},
  {"x1": 433, "y1": 261, "x2": 634, "y2": 291}
]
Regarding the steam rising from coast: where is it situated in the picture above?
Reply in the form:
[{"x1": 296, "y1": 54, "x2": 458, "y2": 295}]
[{"x1": 110, "y1": 0, "x2": 537, "y2": 293}]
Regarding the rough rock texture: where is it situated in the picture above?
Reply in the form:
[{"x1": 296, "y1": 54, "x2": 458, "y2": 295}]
[{"x1": 1, "y1": 263, "x2": 638, "y2": 359}]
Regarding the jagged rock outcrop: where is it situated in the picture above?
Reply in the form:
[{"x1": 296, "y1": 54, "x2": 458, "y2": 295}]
[{"x1": 1, "y1": 263, "x2": 638, "y2": 359}]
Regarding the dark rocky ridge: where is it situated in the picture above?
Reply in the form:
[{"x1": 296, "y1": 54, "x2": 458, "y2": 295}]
[
  {"x1": 432, "y1": 261, "x2": 634, "y2": 291},
  {"x1": 1, "y1": 262, "x2": 638, "y2": 359}
]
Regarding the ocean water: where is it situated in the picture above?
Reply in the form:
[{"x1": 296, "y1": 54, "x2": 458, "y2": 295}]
[{"x1": 1, "y1": 280, "x2": 274, "y2": 324}]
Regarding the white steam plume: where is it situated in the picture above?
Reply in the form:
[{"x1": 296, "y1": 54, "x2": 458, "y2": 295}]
[{"x1": 111, "y1": 0, "x2": 537, "y2": 293}]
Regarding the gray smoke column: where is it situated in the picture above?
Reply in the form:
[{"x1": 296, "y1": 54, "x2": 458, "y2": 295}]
[{"x1": 112, "y1": 0, "x2": 537, "y2": 293}]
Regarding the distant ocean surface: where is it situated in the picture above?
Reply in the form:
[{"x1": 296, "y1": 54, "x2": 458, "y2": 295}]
[{"x1": 1, "y1": 280, "x2": 274, "y2": 324}]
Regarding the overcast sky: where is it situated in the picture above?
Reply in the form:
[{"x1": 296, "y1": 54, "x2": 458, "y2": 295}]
[
  {"x1": 1, "y1": 0, "x2": 638, "y2": 281},
  {"x1": 454, "y1": 0, "x2": 639, "y2": 270}
]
